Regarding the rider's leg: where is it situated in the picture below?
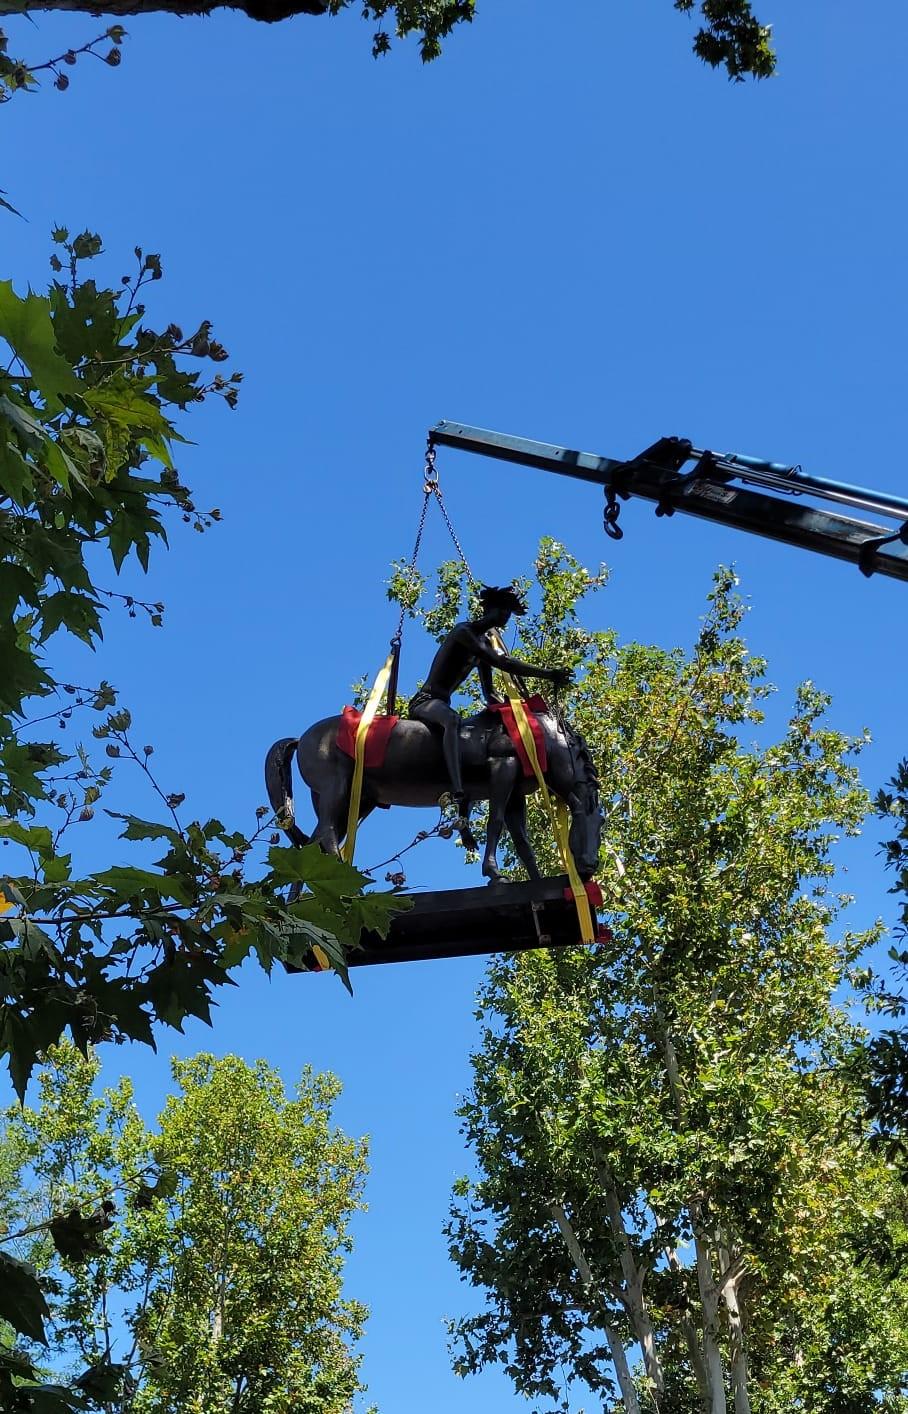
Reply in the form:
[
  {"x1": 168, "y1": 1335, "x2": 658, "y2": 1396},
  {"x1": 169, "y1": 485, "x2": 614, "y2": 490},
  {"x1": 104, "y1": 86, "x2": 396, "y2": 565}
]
[{"x1": 410, "y1": 698, "x2": 465, "y2": 800}]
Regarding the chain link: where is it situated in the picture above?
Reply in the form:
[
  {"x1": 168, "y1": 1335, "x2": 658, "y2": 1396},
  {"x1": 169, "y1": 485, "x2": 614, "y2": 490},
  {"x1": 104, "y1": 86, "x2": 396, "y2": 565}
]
[
  {"x1": 394, "y1": 484, "x2": 432, "y2": 642},
  {"x1": 431, "y1": 481, "x2": 476, "y2": 585},
  {"x1": 394, "y1": 441, "x2": 477, "y2": 642}
]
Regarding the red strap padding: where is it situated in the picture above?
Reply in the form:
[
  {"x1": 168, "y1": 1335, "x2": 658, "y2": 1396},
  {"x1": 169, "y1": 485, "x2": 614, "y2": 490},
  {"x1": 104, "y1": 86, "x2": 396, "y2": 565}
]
[
  {"x1": 336, "y1": 707, "x2": 399, "y2": 768},
  {"x1": 486, "y1": 695, "x2": 549, "y2": 776}
]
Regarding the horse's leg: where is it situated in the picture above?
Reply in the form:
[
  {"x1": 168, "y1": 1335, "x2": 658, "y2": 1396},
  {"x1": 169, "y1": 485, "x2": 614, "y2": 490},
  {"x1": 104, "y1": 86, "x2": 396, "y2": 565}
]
[
  {"x1": 310, "y1": 756, "x2": 354, "y2": 855},
  {"x1": 483, "y1": 757, "x2": 520, "y2": 882},
  {"x1": 504, "y1": 789, "x2": 541, "y2": 881}
]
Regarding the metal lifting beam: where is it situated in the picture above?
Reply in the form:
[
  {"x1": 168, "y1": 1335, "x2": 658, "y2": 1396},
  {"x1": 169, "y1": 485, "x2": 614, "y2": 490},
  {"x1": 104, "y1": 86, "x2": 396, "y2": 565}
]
[
  {"x1": 284, "y1": 877, "x2": 604, "y2": 972},
  {"x1": 429, "y1": 421, "x2": 908, "y2": 583}
]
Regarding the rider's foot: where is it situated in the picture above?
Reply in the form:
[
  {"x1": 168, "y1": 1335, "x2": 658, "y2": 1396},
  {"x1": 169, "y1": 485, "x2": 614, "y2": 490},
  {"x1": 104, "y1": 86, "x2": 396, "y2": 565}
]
[{"x1": 452, "y1": 794, "x2": 478, "y2": 853}]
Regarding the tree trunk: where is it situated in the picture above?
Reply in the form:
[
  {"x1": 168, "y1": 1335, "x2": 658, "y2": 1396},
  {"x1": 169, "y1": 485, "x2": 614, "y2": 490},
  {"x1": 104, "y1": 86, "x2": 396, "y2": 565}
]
[
  {"x1": 549, "y1": 1201, "x2": 643, "y2": 1414},
  {"x1": 664, "y1": 1241, "x2": 712, "y2": 1413},
  {"x1": 599, "y1": 1163, "x2": 664, "y2": 1396},
  {"x1": 718, "y1": 1245, "x2": 751, "y2": 1414},
  {"x1": 0, "y1": 0, "x2": 328, "y2": 20},
  {"x1": 692, "y1": 1214, "x2": 726, "y2": 1414},
  {"x1": 654, "y1": 1005, "x2": 728, "y2": 1413}
]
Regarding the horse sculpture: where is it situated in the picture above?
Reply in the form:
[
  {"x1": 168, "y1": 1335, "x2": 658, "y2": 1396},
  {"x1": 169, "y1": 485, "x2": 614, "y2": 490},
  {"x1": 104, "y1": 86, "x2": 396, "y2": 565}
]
[{"x1": 265, "y1": 704, "x2": 604, "y2": 883}]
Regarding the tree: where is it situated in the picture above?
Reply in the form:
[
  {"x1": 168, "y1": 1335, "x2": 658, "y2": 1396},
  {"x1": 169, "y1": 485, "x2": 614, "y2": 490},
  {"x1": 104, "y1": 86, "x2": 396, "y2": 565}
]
[
  {"x1": 396, "y1": 545, "x2": 908, "y2": 1412},
  {"x1": 862, "y1": 758, "x2": 908, "y2": 1159},
  {"x1": 0, "y1": 1043, "x2": 371, "y2": 1413},
  {"x1": 0, "y1": 1, "x2": 776, "y2": 80},
  {"x1": 0, "y1": 231, "x2": 403, "y2": 1397}
]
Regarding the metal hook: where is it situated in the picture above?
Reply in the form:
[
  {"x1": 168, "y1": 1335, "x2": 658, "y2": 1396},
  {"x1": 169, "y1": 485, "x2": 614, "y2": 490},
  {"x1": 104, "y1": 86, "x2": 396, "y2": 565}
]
[{"x1": 603, "y1": 488, "x2": 624, "y2": 541}]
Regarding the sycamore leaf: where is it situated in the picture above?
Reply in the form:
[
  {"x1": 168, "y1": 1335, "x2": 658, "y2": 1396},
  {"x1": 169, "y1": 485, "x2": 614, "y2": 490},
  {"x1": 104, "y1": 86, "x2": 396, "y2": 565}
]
[
  {"x1": 38, "y1": 591, "x2": 103, "y2": 645},
  {"x1": 22, "y1": 1385, "x2": 85, "y2": 1414},
  {"x1": 106, "y1": 810, "x2": 182, "y2": 845},
  {"x1": 0, "y1": 436, "x2": 34, "y2": 504},
  {"x1": 0, "y1": 817, "x2": 54, "y2": 853},
  {"x1": 267, "y1": 842, "x2": 368, "y2": 895},
  {"x1": 90, "y1": 864, "x2": 192, "y2": 905},
  {"x1": 41, "y1": 434, "x2": 84, "y2": 492},
  {"x1": 0, "y1": 561, "x2": 40, "y2": 618},
  {"x1": 0, "y1": 188, "x2": 22, "y2": 219},
  {"x1": 343, "y1": 889, "x2": 411, "y2": 938},
  {"x1": 0, "y1": 282, "x2": 80, "y2": 413},
  {"x1": 0, "y1": 1251, "x2": 50, "y2": 1342},
  {"x1": 0, "y1": 391, "x2": 42, "y2": 444},
  {"x1": 74, "y1": 1360, "x2": 126, "y2": 1402}
]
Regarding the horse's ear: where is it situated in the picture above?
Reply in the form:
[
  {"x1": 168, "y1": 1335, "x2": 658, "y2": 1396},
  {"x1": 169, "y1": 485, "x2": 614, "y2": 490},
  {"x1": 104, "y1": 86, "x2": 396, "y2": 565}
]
[{"x1": 567, "y1": 790, "x2": 581, "y2": 810}]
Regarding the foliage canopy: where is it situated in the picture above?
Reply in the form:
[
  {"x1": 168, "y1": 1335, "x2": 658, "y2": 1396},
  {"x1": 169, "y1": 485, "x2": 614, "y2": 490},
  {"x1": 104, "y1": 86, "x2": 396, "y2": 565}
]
[
  {"x1": 0, "y1": 0, "x2": 775, "y2": 88},
  {"x1": 392, "y1": 545, "x2": 908, "y2": 1412},
  {"x1": 0, "y1": 1044, "x2": 371, "y2": 1413},
  {"x1": 0, "y1": 233, "x2": 403, "y2": 1404}
]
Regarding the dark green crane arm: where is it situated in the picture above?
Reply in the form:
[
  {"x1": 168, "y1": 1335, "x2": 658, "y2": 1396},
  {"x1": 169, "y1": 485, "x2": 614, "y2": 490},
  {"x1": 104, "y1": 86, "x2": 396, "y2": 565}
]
[{"x1": 429, "y1": 421, "x2": 908, "y2": 583}]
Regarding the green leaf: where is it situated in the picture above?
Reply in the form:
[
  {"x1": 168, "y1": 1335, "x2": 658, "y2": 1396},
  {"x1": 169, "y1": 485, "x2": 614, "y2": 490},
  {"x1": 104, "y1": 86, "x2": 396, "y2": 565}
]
[
  {"x1": 0, "y1": 281, "x2": 80, "y2": 413},
  {"x1": 24, "y1": 1385, "x2": 85, "y2": 1414},
  {"x1": 106, "y1": 811, "x2": 181, "y2": 845},
  {"x1": 0, "y1": 436, "x2": 34, "y2": 504},
  {"x1": 41, "y1": 434, "x2": 83, "y2": 491},
  {"x1": 0, "y1": 391, "x2": 42, "y2": 444},
  {"x1": 0, "y1": 1251, "x2": 50, "y2": 1342},
  {"x1": 344, "y1": 889, "x2": 411, "y2": 938},
  {"x1": 267, "y1": 842, "x2": 368, "y2": 896},
  {"x1": 0, "y1": 561, "x2": 40, "y2": 618},
  {"x1": 38, "y1": 591, "x2": 103, "y2": 645},
  {"x1": 91, "y1": 864, "x2": 193, "y2": 906},
  {"x1": 104, "y1": 509, "x2": 166, "y2": 573},
  {"x1": 145, "y1": 952, "x2": 232, "y2": 1030},
  {"x1": 75, "y1": 1361, "x2": 126, "y2": 1402},
  {"x1": 0, "y1": 817, "x2": 54, "y2": 853},
  {"x1": 43, "y1": 852, "x2": 72, "y2": 883},
  {"x1": 0, "y1": 189, "x2": 23, "y2": 219}
]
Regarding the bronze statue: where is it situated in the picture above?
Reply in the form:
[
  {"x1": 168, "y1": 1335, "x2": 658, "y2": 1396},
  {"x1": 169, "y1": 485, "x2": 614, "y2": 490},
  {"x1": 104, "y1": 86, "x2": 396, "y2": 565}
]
[
  {"x1": 406, "y1": 584, "x2": 570, "y2": 817},
  {"x1": 265, "y1": 580, "x2": 603, "y2": 885},
  {"x1": 265, "y1": 709, "x2": 602, "y2": 886}
]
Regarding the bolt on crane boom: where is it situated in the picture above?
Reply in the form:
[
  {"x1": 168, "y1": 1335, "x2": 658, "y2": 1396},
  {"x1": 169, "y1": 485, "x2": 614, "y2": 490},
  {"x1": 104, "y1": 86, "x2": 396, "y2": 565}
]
[{"x1": 429, "y1": 421, "x2": 908, "y2": 583}]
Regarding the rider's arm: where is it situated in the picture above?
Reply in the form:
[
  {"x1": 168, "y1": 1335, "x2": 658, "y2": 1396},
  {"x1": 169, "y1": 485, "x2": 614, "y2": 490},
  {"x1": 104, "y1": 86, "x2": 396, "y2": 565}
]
[
  {"x1": 478, "y1": 659, "x2": 502, "y2": 703},
  {"x1": 461, "y1": 627, "x2": 563, "y2": 682}
]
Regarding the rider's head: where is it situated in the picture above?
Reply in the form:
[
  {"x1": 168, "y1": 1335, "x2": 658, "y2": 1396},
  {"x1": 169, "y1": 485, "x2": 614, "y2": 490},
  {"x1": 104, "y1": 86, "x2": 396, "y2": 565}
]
[{"x1": 477, "y1": 584, "x2": 527, "y2": 628}]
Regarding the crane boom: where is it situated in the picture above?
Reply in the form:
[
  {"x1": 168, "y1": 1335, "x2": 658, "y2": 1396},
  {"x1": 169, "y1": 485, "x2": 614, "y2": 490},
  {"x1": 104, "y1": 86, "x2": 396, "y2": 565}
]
[{"x1": 429, "y1": 421, "x2": 908, "y2": 583}]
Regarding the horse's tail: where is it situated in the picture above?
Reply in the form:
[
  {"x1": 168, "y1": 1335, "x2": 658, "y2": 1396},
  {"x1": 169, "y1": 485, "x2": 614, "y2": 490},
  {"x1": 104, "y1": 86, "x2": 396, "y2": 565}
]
[{"x1": 264, "y1": 737, "x2": 310, "y2": 847}]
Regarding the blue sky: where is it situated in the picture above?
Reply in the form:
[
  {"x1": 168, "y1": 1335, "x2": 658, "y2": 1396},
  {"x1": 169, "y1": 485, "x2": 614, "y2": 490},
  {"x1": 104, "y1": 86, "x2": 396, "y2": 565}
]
[{"x1": 4, "y1": 1, "x2": 908, "y2": 1408}]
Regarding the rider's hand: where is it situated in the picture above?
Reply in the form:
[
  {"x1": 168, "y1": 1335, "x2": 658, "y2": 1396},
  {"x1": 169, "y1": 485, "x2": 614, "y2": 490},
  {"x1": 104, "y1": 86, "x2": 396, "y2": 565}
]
[{"x1": 549, "y1": 666, "x2": 572, "y2": 693}]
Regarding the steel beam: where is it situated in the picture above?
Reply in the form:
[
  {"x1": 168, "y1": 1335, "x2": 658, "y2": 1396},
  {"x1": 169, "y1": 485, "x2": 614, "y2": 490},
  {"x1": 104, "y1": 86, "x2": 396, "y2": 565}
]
[{"x1": 286, "y1": 877, "x2": 602, "y2": 971}]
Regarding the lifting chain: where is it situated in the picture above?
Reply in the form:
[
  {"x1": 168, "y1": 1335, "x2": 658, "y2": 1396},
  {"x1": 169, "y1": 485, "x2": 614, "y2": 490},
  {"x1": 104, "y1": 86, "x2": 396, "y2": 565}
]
[
  {"x1": 426, "y1": 441, "x2": 476, "y2": 585},
  {"x1": 387, "y1": 440, "x2": 475, "y2": 716}
]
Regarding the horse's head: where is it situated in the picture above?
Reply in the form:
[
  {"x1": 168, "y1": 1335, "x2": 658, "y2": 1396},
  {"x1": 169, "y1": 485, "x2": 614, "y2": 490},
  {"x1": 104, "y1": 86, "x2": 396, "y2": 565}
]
[
  {"x1": 558, "y1": 721, "x2": 604, "y2": 881},
  {"x1": 566, "y1": 778, "x2": 604, "y2": 881}
]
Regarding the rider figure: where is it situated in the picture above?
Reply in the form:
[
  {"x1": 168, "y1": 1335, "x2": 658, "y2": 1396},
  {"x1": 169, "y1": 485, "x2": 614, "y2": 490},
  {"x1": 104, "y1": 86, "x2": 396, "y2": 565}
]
[{"x1": 408, "y1": 584, "x2": 570, "y2": 814}]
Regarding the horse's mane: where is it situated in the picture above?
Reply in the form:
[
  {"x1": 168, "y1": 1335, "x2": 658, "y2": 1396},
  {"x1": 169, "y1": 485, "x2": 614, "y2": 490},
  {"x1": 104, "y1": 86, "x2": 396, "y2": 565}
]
[{"x1": 559, "y1": 715, "x2": 600, "y2": 793}]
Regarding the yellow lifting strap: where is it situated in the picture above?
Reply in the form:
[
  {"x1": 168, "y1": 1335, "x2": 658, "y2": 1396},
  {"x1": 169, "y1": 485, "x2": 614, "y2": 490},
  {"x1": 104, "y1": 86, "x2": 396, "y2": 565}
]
[
  {"x1": 489, "y1": 631, "x2": 596, "y2": 945},
  {"x1": 342, "y1": 648, "x2": 397, "y2": 866}
]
